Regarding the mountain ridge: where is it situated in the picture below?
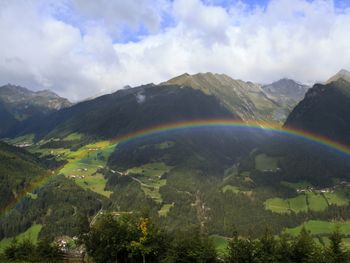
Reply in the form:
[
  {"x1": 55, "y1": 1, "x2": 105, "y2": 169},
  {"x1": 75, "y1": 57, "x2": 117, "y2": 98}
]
[
  {"x1": 326, "y1": 69, "x2": 350, "y2": 84},
  {"x1": 162, "y1": 72, "x2": 284, "y2": 122}
]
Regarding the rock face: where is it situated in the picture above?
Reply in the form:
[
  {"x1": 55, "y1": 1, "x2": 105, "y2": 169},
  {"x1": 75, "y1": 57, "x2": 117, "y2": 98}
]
[
  {"x1": 0, "y1": 84, "x2": 72, "y2": 135},
  {"x1": 261, "y1": 78, "x2": 309, "y2": 108},
  {"x1": 0, "y1": 84, "x2": 71, "y2": 119}
]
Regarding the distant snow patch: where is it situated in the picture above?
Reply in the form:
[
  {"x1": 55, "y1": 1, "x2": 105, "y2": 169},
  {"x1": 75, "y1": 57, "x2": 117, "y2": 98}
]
[{"x1": 136, "y1": 92, "x2": 146, "y2": 104}]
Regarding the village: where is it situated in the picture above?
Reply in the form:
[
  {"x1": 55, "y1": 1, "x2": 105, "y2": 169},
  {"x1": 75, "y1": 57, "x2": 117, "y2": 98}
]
[{"x1": 296, "y1": 181, "x2": 350, "y2": 194}]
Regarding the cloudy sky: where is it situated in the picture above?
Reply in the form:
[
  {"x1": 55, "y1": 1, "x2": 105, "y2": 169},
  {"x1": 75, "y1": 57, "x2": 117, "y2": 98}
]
[{"x1": 0, "y1": 0, "x2": 350, "y2": 100}]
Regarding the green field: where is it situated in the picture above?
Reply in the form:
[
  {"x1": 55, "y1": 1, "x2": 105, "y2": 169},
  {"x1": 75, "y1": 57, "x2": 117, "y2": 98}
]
[
  {"x1": 324, "y1": 191, "x2": 349, "y2": 206},
  {"x1": 255, "y1": 154, "x2": 278, "y2": 171},
  {"x1": 0, "y1": 224, "x2": 42, "y2": 252},
  {"x1": 128, "y1": 162, "x2": 173, "y2": 203},
  {"x1": 58, "y1": 140, "x2": 116, "y2": 197},
  {"x1": 63, "y1": 132, "x2": 84, "y2": 141},
  {"x1": 307, "y1": 192, "x2": 328, "y2": 211},
  {"x1": 265, "y1": 189, "x2": 349, "y2": 214},
  {"x1": 285, "y1": 220, "x2": 350, "y2": 236},
  {"x1": 26, "y1": 192, "x2": 38, "y2": 200},
  {"x1": 289, "y1": 195, "x2": 308, "y2": 212},
  {"x1": 264, "y1": 198, "x2": 290, "y2": 213},
  {"x1": 210, "y1": 235, "x2": 229, "y2": 256},
  {"x1": 158, "y1": 203, "x2": 174, "y2": 217},
  {"x1": 3, "y1": 134, "x2": 35, "y2": 145},
  {"x1": 74, "y1": 173, "x2": 113, "y2": 198},
  {"x1": 222, "y1": 185, "x2": 240, "y2": 194},
  {"x1": 265, "y1": 193, "x2": 326, "y2": 214}
]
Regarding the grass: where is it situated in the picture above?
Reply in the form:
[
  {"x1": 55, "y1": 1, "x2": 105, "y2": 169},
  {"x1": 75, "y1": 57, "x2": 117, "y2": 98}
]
[
  {"x1": 26, "y1": 138, "x2": 117, "y2": 197},
  {"x1": 158, "y1": 203, "x2": 174, "y2": 217},
  {"x1": 264, "y1": 193, "x2": 326, "y2": 214},
  {"x1": 63, "y1": 133, "x2": 84, "y2": 141},
  {"x1": 0, "y1": 224, "x2": 42, "y2": 252},
  {"x1": 2, "y1": 134, "x2": 35, "y2": 145},
  {"x1": 289, "y1": 195, "x2": 308, "y2": 213},
  {"x1": 255, "y1": 154, "x2": 278, "y2": 171},
  {"x1": 342, "y1": 238, "x2": 350, "y2": 249},
  {"x1": 128, "y1": 162, "x2": 173, "y2": 203},
  {"x1": 211, "y1": 235, "x2": 229, "y2": 256},
  {"x1": 222, "y1": 185, "x2": 240, "y2": 194},
  {"x1": 28, "y1": 146, "x2": 72, "y2": 160},
  {"x1": 75, "y1": 174, "x2": 112, "y2": 198},
  {"x1": 58, "y1": 141, "x2": 117, "y2": 197},
  {"x1": 307, "y1": 192, "x2": 328, "y2": 212},
  {"x1": 128, "y1": 162, "x2": 171, "y2": 178},
  {"x1": 265, "y1": 198, "x2": 290, "y2": 213},
  {"x1": 284, "y1": 220, "x2": 350, "y2": 236},
  {"x1": 324, "y1": 192, "x2": 349, "y2": 206},
  {"x1": 26, "y1": 192, "x2": 38, "y2": 200},
  {"x1": 265, "y1": 189, "x2": 349, "y2": 214}
]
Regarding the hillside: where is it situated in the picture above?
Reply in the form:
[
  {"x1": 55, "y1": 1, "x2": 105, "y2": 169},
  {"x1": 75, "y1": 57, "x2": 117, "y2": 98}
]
[
  {"x1": 2, "y1": 73, "x2": 350, "y2": 253},
  {"x1": 6, "y1": 84, "x2": 241, "y2": 139},
  {"x1": 0, "y1": 141, "x2": 106, "y2": 242},
  {"x1": 162, "y1": 73, "x2": 285, "y2": 122},
  {"x1": 0, "y1": 142, "x2": 48, "y2": 210},
  {"x1": 285, "y1": 78, "x2": 350, "y2": 146}
]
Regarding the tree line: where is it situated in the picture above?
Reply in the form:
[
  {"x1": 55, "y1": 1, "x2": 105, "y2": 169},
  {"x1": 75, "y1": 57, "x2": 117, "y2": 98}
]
[
  {"x1": 79, "y1": 213, "x2": 350, "y2": 263},
  {"x1": 0, "y1": 238, "x2": 63, "y2": 262},
  {"x1": 2, "y1": 212, "x2": 350, "y2": 262}
]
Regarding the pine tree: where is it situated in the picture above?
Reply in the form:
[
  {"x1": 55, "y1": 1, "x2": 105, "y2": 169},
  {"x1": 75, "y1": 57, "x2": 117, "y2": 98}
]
[
  {"x1": 226, "y1": 235, "x2": 256, "y2": 263},
  {"x1": 291, "y1": 227, "x2": 317, "y2": 263},
  {"x1": 36, "y1": 238, "x2": 63, "y2": 263},
  {"x1": 325, "y1": 227, "x2": 349, "y2": 263},
  {"x1": 255, "y1": 229, "x2": 278, "y2": 263}
]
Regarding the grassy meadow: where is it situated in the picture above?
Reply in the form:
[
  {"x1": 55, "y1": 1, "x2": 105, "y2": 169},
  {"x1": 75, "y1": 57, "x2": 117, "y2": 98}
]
[{"x1": 0, "y1": 224, "x2": 42, "y2": 252}]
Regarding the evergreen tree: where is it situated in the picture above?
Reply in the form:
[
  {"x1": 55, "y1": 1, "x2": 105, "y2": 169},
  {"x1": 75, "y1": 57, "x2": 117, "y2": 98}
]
[
  {"x1": 325, "y1": 227, "x2": 349, "y2": 263},
  {"x1": 3, "y1": 238, "x2": 18, "y2": 261},
  {"x1": 36, "y1": 238, "x2": 63, "y2": 263},
  {"x1": 83, "y1": 213, "x2": 137, "y2": 263},
  {"x1": 276, "y1": 234, "x2": 293, "y2": 263},
  {"x1": 165, "y1": 227, "x2": 218, "y2": 263},
  {"x1": 226, "y1": 235, "x2": 256, "y2": 263},
  {"x1": 291, "y1": 227, "x2": 317, "y2": 263},
  {"x1": 254, "y1": 229, "x2": 278, "y2": 263}
]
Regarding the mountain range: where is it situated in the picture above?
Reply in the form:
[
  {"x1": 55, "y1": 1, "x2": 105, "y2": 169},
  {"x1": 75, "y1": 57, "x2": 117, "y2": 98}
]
[
  {"x1": 0, "y1": 84, "x2": 71, "y2": 135},
  {"x1": 0, "y1": 74, "x2": 309, "y2": 140},
  {"x1": 163, "y1": 73, "x2": 309, "y2": 122},
  {"x1": 1, "y1": 70, "x2": 350, "y2": 249}
]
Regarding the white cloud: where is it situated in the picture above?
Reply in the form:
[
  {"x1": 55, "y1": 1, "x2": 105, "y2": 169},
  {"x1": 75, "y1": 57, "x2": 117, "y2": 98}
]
[
  {"x1": 114, "y1": 0, "x2": 350, "y2": 86},
  {"x1": 0, "y1": 0, "x2": 350, "y2": 100},
  {"x1": 71, "y1": 0, "x2": 170, "y2": 38}
]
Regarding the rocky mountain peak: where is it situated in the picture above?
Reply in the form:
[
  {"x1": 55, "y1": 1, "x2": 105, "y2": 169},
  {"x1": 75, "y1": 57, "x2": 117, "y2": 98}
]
[{"x1": 326, "y1": 69, "x2": 350, "y2": 84}]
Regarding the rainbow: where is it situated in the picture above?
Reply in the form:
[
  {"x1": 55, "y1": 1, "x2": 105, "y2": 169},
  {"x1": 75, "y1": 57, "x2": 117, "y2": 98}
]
[
  {"x1": 2, "y1": 118, "x2": 350, "y2": 217},
  {"x1": 111, "y1": 119, "x2": 350, "y2": 157}
]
